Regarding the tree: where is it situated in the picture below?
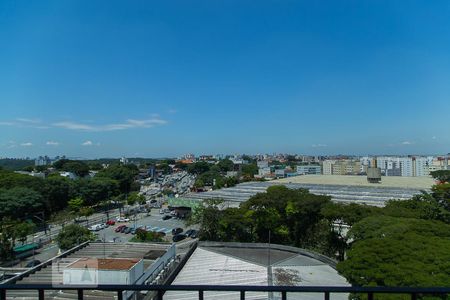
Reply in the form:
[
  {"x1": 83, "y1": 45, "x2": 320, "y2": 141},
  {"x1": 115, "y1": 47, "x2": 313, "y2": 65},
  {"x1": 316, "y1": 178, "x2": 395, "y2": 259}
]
[
  {"x1": 217, "y1": 159, "x2": 234, "y2": 172},
  {"x1": 338, "y1": 216, "x2": 450, "y2": 288},
  {"x1": 68, "y1": 197, "x2": 84, "y2": 215},
  {"x1": 0, "y1": 219, "x2": 15, "y2": 260},
  {"x1": 77, "y1": 177, "x2": 119, "y2": 206},
  {"x1": 96, "y1": 164, "x2": 138, "y2": 194},
  {"x1": 321, "y1": 202, "x2": 380, "y2": 226},
  {"x1": 187, "y1": 162, "x2": 211, "y2": 175},
  {"x1": 79, "y1": 207, "x2": 94, "y2": 219},
  {"x1": 431, "y1": 183, "x2": 450, "y2": 212},
  {"x1": 41, "y1": 176, "x2": 74, "y2": 212},
  {"x1": 15, "y1": 222, "x2": 36, "y2": 244},
  {"x1": 127, "y1": 192, "x2": 145, "y2": 206},
  {"x1": 0, "y1": 187, "x2": 46, "y2": 219},
  {"x1": 131, "y1": 228, "x2": 164, "y2": 242},
  {"x1": 56, "y1": 224, "x2": 94, "y2": 250},
  {"x1": 241, "y1": 163, "x2": 258, "y2": 178},
  {"x1": 430, "y1": 170, "x2": 450, "y2": 183},
  {"x1": 187, "y1": 199, "x2": 224, "y2": 240}
]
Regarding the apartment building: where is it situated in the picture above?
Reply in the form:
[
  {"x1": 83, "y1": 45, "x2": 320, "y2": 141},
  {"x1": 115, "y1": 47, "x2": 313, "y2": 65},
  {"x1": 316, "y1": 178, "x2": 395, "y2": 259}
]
[{"x1": 322, "y1": 160, "x2": 361, "y2": 175}]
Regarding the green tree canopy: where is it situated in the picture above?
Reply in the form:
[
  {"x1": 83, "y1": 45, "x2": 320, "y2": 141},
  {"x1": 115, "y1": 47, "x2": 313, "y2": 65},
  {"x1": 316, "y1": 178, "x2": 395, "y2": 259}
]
[
  {"x1": 0, "y1": 187, "x2": 46, "y2": 219},
  {"x1": 338, "y1": 216, "x2": 450, "y2": 288},
  {"x1": 56, "y1": 224, "x2": 94, "y2": 250},
  {"x1": 430, "y1": 170, "x2": 450, "y2": 183},
  {"x1": 96, "y1": 164, "x2": 138, "y2": 194}
]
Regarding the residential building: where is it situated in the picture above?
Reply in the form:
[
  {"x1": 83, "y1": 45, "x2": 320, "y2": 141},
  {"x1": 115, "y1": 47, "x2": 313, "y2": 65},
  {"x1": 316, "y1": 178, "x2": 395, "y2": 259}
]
[
  {"x1": 257, "y1": 160, "x2": 269, "y2": 169},
  {"x1": 35, "y1": 155, "x2": 51, "y2": 166},
  {"x1": 322, "y1": 160, "x2": 335, "y2": 175}
]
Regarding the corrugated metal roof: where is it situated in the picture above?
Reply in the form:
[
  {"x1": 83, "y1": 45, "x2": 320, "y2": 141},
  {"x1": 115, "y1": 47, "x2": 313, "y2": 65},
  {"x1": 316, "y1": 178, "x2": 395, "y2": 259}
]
[{"x1": 164, "y1": 248, "x2": 268, "y2": 300}]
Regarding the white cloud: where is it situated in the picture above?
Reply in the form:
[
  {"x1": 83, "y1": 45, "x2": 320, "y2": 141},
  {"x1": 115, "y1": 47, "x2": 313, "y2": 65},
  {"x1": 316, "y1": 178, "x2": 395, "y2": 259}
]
[
  {"x1": 432, "y1": 136, "x2": 437, "y2": 140},
  {"x1": 0, "y1": 121, "x2": 14, "y2": 126},
  {"x1": 16, "y1": 118, "x2": 41, "y2": 124},
  {"x1": 312, "y1": 144, "x2": 327, "y2": 148},
  {"x1": 0, "y1": 116, "x2": 168, "y2": 132},
  {"x1": 82, "y1": 140, "x2": 93, "y2": 146},
  {"x1": 46, "y1": 141, "x2": 59, "y2": 146},
  {"x1": 52, "y1": 117, "x2": 167, "y2": 132},
  {"x1": 20, "y1": 142, "x2": 33, "y2": 147},
  {"x1": 401, "y1": 141, "x2": 412, "y2": 145}
]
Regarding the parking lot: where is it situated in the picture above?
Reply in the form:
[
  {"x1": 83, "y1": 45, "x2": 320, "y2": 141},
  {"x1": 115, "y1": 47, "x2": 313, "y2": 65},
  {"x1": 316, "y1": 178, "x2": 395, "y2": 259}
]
[{"x1": 92, "y1": 211, "x2": 195, "y2": 243}]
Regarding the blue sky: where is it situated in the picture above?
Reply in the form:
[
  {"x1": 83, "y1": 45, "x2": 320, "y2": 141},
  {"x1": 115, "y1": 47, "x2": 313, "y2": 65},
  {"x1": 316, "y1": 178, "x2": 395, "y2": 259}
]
[{"x1": 1, "y1": 1, "x2": 449, "y2": 158}]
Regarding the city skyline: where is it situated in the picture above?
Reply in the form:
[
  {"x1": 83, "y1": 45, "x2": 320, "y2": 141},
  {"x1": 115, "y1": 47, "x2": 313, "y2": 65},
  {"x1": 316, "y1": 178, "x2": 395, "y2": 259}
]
[{"x1": 1, "y1": 1, "x2": 450, "y2": 157}]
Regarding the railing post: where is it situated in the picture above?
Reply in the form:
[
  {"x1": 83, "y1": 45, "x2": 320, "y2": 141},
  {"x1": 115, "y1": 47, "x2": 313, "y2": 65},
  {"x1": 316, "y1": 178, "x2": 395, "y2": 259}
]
[
  {"x1": 77, "y1": 289, "x2": 83, "y2": 300},
  {"x1": 199, "y1": 290, "x2": 204, "y2": 300},
  {"x1": 0, "y1": 289, "x2": 5, "y2": 300},
  {"x1": 240, "y1": 290, "x2": 245, "y2": 300},
  {"x1": 324, "y1": 291, "x2": 330, "y2": 300},
  {"x1": 411, "y1": 293, "x2": 417, "y2": 300},
  {"x1": 117, "y1": 290, "x2": 123, "y2": 300},
  {"x1": 38, "y1": 289, "x2": 44, "y2": 300},
  {"x1": 368, "y1": 292, "x2": 374, "y2": 300},
  {"x1": 157, "y1": 289, "x2": 164, "y2": 300},
  {"x1": 282, "y1": 290, "x2": 287, "y2": 300}
]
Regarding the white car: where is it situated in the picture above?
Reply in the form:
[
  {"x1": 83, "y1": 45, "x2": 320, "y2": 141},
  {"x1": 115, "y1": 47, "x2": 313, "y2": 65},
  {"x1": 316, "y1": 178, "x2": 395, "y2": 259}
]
[
  {"x1": 116, "y1": 217, "x2": 130, "y2": 222},
  {"x1": 88, "y1": 224, "x2": 105, "y2": 231}
]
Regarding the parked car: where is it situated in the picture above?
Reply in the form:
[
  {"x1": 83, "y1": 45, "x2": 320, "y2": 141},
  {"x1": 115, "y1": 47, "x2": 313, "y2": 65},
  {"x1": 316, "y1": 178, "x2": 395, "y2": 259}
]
[
  {"x1": 190, "y1": 231, "x2": 198, "y2": 239},
  {"x1": 123, "y1": 227, "x2": 132, "y2": 234},
  {"x1": 25, "y1": 260, "x2": 42, "y2": 268},
  {"x1": 116, "y1": 216, "x2": 130, "y2": 222},
  {"x1": 172, "y1": 227, "x2": 183, "y2": 235},
  {"x1": 159, "y1": 209, "x2": 164, "y2": 214},
  {"x1": 120, "y1": 226, "x2": 129, "y2": 233},
  {"x1": 162, "y1": 215, "x2": 172, "y2": 220},
  {"x1": 115, "y1": 225, "x2": 126, "y2": 232},
  {"x1": 172, "y1": 234, "x2": 187, "y2": 242},
  {"x1": 88, "y1": 224, "x2": 104, "y2": 231},
  {"x1": 106, "y1": 220, "x2": 116, "y2": 226},
  {"x1": 185, "y1": 229, "x2": 198, "y2": 237}
]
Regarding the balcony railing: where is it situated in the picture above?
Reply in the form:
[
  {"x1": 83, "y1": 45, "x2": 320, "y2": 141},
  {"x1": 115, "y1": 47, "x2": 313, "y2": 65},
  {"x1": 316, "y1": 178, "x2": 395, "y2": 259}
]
[{"x1": 0, "y1": 284, "x2": 449, "y2": 300}]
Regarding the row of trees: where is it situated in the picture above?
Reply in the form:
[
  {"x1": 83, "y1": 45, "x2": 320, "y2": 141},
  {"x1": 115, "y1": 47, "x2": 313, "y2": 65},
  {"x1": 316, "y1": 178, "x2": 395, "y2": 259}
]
[
  {"x1": 0, "y1": 162, "x2": 140, "y2": 260},
  {"x1": 0, "y1": 162, "x2": 139, "y2": 221},
  {"x1": 189, "y1": 171, "x2": 450, "y2": 288},
  {"x1": 184, "y1": 159, "x2": 258, "y2": 189}
]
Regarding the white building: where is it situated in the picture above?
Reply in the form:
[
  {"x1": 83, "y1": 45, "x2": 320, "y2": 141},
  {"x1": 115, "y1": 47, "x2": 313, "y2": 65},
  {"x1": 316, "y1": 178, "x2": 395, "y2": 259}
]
[
  {"x1": 63, "y1": 258, "x2": 144, "y2": 285},
  {"x1": 322, "y1": 160, "x2": 335, "y2": 175},
  {"x1": 257, "y1": 160, "x2": 269, "y2": 169},
  {"x1": 258, "y1": 167, "x2": 271, "y2": 177}
]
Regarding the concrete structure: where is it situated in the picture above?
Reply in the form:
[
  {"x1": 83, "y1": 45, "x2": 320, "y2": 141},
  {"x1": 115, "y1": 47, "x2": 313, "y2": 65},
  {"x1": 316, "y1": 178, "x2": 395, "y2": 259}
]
[
  {"x1": 322, "y1": 160, "x2": 335, "y2": 175},
  {"x1": 297, "y1": 165, "x2": 321, "y2": 175},
  {"x1": 165, "y1": 242, "x2": 349, "y2": 300},
  {"x1": 258, "y1": 167, "x2": 271, "y2": 177},
  {"x1": 63, "y1": 258, "x2": 144, "y2": 286},
  {"x1": 367, "y1": 167, "x2": 381, "y2": 183},
  {"x1": 183, "y1": 175, "x2": 434, "y2": 207},
  {"x1": 257, "y1": 160, "x2": 269, "y2": 169},
  {"x1": 5, "y1": 242, "x2": 176, "y2": 299},
  {"x1": 35, "y1": 156, "x2": 51, "y2": 166}
]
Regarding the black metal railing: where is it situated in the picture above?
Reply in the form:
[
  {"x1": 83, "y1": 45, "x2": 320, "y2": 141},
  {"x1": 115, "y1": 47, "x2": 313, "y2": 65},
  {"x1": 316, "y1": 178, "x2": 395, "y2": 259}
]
[{"x1": 0, "y1": 284, "x2": 449, "y2": 300}]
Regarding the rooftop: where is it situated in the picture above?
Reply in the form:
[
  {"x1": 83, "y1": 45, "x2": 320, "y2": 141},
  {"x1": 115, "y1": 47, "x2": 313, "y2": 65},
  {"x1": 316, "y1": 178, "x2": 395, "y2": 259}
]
[
  {"x1": 165, "y1": 242, "x2": 349, "y2": 300},
  {"x1": 274, "y1": 174, "x2": 435, "y2": 189},
  {"x1": 66, "y1": 258, "x2": 141, "y2": 271},
  {"x1": 183, "y1": 176, "x2": 431, "y2": 207}
]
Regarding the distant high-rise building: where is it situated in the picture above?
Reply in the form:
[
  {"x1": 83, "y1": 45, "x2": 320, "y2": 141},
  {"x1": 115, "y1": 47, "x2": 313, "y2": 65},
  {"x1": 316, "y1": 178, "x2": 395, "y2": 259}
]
[{"x1": 35, "y1": 155, "x2": 51, "y2": 166}]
